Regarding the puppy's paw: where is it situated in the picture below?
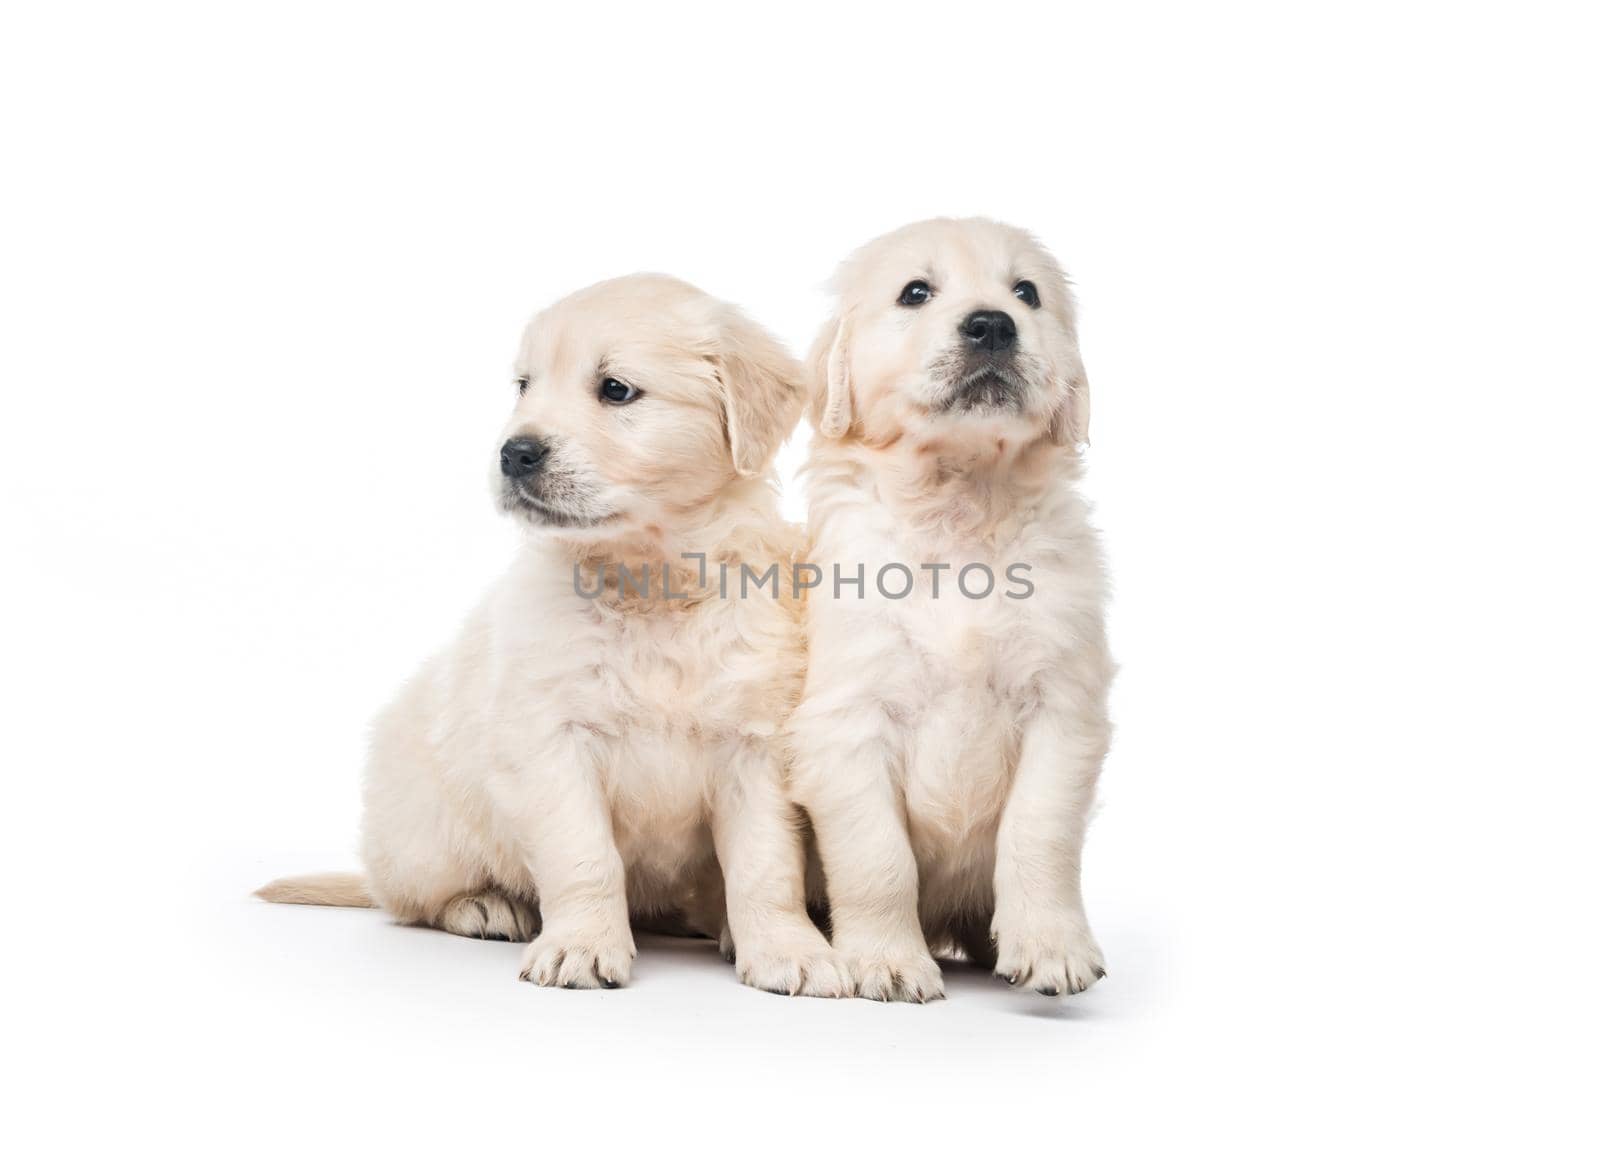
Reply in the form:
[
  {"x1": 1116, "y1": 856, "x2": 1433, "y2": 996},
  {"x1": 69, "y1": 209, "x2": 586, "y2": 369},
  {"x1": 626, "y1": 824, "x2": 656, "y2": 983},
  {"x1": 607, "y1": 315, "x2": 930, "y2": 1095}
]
[
  {"x1": 735, "y1": 934, "x2": 853, "y2": 998},
  {"x1": 440, "y1": 891, "x2": 538, "y2": 942},
  {"x1": 845, "y1": 947, "x2": 945, "y2": 1003},
  {"x1": 718, "y1": 923, "x2": 736, "y2": 964},
  {"x1": 517, "y1": 922, "x2": 635, "y2": 989},
  {"x1": 992, "y1": 920, "x2": 1105, "y2": 997}
]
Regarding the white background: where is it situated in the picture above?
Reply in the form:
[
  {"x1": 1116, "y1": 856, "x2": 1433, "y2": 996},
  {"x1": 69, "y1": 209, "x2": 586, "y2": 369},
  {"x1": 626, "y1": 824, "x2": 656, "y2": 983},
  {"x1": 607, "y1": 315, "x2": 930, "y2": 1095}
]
[{"x1": 4, "y1": 2, "x2": 1596, "y2": 1149}]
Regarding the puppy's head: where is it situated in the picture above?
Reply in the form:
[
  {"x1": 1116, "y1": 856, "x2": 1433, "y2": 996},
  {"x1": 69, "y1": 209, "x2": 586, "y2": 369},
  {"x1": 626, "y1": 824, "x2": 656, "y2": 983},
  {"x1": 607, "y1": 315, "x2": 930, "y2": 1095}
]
[
  {"x1": 810, "y1": 218, "x2": 1089, "y2": 450},
  {"x1": 495, "y1": 274, "x2": 802, "y2": 539}
]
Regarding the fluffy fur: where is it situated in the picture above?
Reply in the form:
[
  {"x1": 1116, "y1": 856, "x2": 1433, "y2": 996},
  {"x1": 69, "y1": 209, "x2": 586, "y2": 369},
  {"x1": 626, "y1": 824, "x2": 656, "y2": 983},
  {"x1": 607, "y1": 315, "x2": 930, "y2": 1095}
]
[
  {"x1": 260, "y1": 275, "x2": 849, "y2": 997},
  {"x1": 789, "y1": 219, "x2": 1113, "y2": 1001}
]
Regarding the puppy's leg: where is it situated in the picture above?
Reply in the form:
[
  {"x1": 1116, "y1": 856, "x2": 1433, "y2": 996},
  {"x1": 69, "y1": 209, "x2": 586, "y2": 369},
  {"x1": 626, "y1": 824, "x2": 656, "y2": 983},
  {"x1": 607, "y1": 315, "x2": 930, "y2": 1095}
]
[
  {"x1": 362, "y1": 701, "x2": 520, "y2": 936},
  {"x1": 991, "y1": 712, "x2": 1107, "y2": 996},
  {"x1": 681, "y1": 859, "x2": 733, "y2": 960},
  {"x1": 797, "y1": 748, "x2": 943, "y2": 1003},
  {"x1": 366, "y1": 801, "x2": 536, "y2": 942},
  {"x1": 711, "y1": 743, "x2": 852, "y2": 998},
  {"x1": 494, "y1": 740, "x2": 635, "y2": 989}
]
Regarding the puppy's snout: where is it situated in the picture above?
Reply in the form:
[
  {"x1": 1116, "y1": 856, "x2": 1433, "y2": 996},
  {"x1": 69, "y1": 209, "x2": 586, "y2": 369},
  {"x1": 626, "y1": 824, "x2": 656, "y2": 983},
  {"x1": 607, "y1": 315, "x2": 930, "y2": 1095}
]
[
  {"x1": 500, "y1": 436, "x2": 549, "y2": 479},
  {"x1": 961, "y1": 309, "x2": 1018, "y2": 353}
]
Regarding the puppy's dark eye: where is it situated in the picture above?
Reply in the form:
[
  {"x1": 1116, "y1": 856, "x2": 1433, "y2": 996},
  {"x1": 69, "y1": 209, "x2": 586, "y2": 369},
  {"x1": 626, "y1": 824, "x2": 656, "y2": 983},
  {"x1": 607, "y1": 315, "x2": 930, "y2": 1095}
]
[
  {"x1": 897, "y1": 280, "x2": 933, "y2": 307},
  {"x1": 599, "y1": 377, "x2": 641, "y2": 405},
  {"x1": 515, "y1": 375, "x2": 530, "y2": 394},
  {"x1": 1013, "y1": 280, "x2": 1041, "y2": 309}
]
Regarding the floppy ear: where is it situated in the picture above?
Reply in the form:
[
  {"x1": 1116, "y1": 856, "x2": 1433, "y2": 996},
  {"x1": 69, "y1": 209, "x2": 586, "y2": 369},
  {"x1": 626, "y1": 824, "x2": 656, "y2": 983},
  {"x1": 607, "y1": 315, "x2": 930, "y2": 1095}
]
[
  {"x1": 715, "y1": 311, "x2": 805, "y2": 477},
  {"x1": 1050, "y1": 346, "x2": 1091, "y2": 447},
  {"x1": 808, "y1": 313, "x2": 853, "y2": 439}
]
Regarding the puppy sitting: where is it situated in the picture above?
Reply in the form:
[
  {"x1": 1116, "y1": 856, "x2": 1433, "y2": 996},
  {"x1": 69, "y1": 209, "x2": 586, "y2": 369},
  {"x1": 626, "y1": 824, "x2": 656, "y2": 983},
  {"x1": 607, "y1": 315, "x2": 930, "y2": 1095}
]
[
  {"x1": 261, "y1": 275, "x2": 849, "y2": 997},
  {"x1": 790, "y1": 220, "x2": 1112, "y2": 1002}
]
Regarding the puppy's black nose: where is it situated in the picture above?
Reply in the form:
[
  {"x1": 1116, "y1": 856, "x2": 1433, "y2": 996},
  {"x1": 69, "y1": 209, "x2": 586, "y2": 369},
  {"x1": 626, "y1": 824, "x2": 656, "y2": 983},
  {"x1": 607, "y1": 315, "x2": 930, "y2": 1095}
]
[
  {"x1": 500, "y1": 436, "x2": 549, "y2": 479},
  {"x1": 961, "y1": 309, "x2": 1018, "y2": 352}
]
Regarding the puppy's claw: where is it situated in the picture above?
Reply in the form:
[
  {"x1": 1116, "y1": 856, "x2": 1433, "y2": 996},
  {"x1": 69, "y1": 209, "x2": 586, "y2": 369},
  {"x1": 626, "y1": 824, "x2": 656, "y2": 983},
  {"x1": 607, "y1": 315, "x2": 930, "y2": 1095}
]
[
  {"x1": 735, "y1": 938, "x2": 853, "y2": 999},
  {"x1": 991, "y1": 921, "x2": 1105, "y2": 997},
  {"x1": 518, "y1": 926, "x2": 635, "y2": 990},
  {"x1": 848, "y1": 949, "x2": 945, "y2": 1003}
]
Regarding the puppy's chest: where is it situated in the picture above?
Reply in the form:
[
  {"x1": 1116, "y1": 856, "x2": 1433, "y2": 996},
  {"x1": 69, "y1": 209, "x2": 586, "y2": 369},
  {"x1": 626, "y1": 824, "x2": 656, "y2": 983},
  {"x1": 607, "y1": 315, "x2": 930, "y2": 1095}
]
[
  {"x1": 555, "y1": 599, "x2": 783, "y2": 742},
  {"x1": 875, "y1": 547, "x2": 1057, "y2": 846},
  {"x1": 882, "y1": 570, "x2": 1047, "y2": 709}
]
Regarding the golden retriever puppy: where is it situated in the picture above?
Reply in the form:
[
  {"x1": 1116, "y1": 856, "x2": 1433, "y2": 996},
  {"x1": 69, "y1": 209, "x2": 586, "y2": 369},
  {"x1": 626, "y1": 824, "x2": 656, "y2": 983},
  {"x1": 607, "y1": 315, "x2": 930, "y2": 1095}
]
[
  {"x1": 789, "y1": 219, "x2": 1112, "y2": 1002},
  {"x1": 260, "y1": 274, "x2": 849, "y2": 997}
]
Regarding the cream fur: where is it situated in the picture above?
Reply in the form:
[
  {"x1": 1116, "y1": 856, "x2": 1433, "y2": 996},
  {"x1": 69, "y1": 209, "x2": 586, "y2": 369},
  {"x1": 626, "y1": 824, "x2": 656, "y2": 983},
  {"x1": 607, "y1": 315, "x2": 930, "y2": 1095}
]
[
  {"x1": 254, "y1": 872, "x2": 373, "y2": 908},
  {"x1": 790, "y1": 219, "x2": 1113, "y2": 1002},
  {"x1": 263, "y1": 275, "x2": 849, "y2": 997}
]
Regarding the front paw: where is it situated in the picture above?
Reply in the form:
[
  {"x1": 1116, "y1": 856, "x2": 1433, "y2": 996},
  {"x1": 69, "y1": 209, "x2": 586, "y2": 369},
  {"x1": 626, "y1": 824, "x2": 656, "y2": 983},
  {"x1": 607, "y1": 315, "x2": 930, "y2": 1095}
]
[
  {"x1": 992, "y1": 918, "x2": 1105, "y2": 996},
  {"x1": 735, "y1": 932, "x2": 853, "y2": 998},
  {"x1": 844, "y1": 946, "x2": 945, "y2": 1003},
  {"x1": 518, "y1": 921, "x2": 635, "y2": 989}
]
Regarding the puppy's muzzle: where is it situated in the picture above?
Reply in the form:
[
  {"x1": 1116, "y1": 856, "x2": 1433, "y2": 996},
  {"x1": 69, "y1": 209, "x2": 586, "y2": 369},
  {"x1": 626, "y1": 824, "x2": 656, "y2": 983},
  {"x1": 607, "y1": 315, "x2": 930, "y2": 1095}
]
[
  {"x1": 960, "y1": 309, "x2": 1017, "y2": 353},
  {"x1": 500, "y1": 436, "x2": 550, "y2": 479},
  {"x1": 943, "y1": 309, "x2": 1029, "y2": 410}
]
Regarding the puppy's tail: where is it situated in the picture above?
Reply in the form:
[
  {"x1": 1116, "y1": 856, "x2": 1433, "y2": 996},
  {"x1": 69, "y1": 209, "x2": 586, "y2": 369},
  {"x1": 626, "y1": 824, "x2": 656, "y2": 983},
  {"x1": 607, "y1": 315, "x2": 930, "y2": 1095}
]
[{"x1": 254, "y1": 872, "x2": 375, "y2": 909}]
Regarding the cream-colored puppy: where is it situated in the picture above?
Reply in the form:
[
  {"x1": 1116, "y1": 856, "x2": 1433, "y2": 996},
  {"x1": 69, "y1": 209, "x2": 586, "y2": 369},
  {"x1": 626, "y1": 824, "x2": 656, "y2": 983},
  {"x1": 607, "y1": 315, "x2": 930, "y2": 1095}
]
[
  {"x1": 260, "y1": 274, "x2": 849, "y2": 997},
  {"x1": 790, "y1": 219, "x2": 1112, "y2": 1002}
]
